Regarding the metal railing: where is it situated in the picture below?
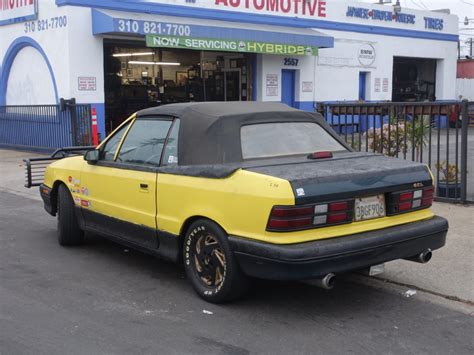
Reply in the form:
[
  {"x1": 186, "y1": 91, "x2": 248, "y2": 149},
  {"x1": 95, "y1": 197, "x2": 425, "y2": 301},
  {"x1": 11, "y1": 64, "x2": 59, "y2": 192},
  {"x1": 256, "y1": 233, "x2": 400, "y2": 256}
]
[
  {"x1": 0, "y1": 103, "x2": 93, "y2": 151},
  {"x1": 317, "y1": 100, "x2": 472, "y2": 203},
  {"x1": 24, "y1": 146, "x2": 96, "y2": 188}
]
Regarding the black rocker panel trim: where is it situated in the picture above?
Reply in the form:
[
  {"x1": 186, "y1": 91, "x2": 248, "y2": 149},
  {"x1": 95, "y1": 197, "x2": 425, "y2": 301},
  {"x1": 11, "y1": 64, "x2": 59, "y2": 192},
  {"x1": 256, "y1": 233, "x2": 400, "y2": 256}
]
[{"x1": 78, "y1": 208, "x2": 181, "y2": 263}]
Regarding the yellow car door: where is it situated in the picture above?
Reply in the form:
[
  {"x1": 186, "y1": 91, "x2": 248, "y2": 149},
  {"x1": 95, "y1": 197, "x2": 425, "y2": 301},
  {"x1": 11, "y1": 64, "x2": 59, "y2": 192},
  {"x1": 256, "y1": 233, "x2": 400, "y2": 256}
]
[{"x1": 79, "y1": 116, "x2": 174, "y2": 249}]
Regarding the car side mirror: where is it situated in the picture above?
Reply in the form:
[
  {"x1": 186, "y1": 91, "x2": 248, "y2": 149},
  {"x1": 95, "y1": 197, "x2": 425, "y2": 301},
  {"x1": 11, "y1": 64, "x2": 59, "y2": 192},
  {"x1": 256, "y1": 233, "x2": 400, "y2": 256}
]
[{"x1": 84, "y1": 150, "x2": 99, "y2": 164}]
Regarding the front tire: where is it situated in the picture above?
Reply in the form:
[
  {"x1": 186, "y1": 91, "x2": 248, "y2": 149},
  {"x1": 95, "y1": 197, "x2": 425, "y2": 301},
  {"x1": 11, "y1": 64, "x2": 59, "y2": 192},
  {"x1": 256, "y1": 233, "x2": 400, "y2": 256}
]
[
  {"x1": 57, "y1": 184, "x2": 84, "y2": 246},
  {"x1": 183, "y1": 219, "x2": 249, "y2": 303}
]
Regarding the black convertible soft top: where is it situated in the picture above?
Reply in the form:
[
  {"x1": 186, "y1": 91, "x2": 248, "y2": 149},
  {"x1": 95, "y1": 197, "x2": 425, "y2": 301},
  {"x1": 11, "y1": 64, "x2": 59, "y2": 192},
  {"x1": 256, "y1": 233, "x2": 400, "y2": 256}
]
[{"x1": 137, "y1": 102, "x2": 348, "y2": 166}]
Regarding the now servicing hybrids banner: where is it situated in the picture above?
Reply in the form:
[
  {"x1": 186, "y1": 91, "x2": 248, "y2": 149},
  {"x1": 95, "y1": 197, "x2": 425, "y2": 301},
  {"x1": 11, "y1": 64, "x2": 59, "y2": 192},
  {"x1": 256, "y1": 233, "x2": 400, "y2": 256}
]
[
  {"x1": 146, "y1": 34, "x2": 318, "y2": 56},
  {"x1": 0, "y1": 0, "x2": 37, "y2": 26}
]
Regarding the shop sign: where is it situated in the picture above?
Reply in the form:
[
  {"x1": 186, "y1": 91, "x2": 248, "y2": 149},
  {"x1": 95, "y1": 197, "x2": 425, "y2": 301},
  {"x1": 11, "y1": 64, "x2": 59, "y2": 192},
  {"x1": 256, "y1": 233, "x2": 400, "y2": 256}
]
[
  {"x1": 302, "y1": 81, "x2": 313, "y2": 93},
  {"x1": 357, "y1": 44, "x2": 376, "y2": 67},
  {"x1": 346, "y1": 6, "x2": 415, "y2": 25},
  {"x1": 0, "y1": 0, "x2": 37, "y2": 26},
  {"x1": 374, "y1": 78, "x2": 381, "y2": 93},
  {"x1": 424, "y1": 17, "x2": 443, "y2": 31},
  {"x1": 146, "y1": 35, "x2": 318, "y2": 56},
  {"x1": 266, "y1": 74, "x2": 278, "y2": 97},
  {"x1": 78, "y1": 77, "x2": 97, "y2": 91},
  {"x1": 214, "y1": 0, "x2": 327, "y2": 18},
  {"x1": 382, "y1": 78, "x2": 389, "y2": 93}
]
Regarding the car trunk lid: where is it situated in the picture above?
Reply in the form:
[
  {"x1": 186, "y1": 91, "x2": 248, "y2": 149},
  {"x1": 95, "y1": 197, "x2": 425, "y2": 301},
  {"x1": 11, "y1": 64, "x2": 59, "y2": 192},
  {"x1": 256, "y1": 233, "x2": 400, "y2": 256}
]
[{"x1": 244, "y1": 152, "x2": 432, "y2": 205}]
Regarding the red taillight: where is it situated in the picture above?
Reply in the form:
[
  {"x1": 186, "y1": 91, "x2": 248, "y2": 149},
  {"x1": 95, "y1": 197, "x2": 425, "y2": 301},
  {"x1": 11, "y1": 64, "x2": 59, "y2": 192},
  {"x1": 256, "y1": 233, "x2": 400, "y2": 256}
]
[
  {"x1": 267, "y1": 200, "x2": 353, "y2": 232},
  {"x1": 267, "y1": 217, "x2": 313, "y2": 229},
  {"x1": 421, "y1": 186, "x2": 434, "y2": 207},
  {"x1": 307, "y1": 151, "x2": 333, "y2": 160},
  {"x1": 387, "y1": 186, "x2": 434, "y2": 215},
  {"x1": 328, "y1": 201, "x2": 348, "y2": 212},
  {"x1": 399, "y1": 192, "x2": 413, "y2": 202},
  {"x1": 398, "y1": 201, "x2": 413, "y2": 211},
  {"x1": 271, "y1": 206, "x2": 314, "y2": 218},
  {"x1": 327, "y1": 212, "x2": 348, "y2": 223}
]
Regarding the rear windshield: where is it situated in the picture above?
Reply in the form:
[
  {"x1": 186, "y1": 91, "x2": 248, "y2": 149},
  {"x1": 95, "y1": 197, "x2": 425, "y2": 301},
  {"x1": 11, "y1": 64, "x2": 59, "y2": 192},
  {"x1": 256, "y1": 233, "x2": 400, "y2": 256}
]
[{"x1": 241, "y1": 122, "x2": 346, "y2": 159}]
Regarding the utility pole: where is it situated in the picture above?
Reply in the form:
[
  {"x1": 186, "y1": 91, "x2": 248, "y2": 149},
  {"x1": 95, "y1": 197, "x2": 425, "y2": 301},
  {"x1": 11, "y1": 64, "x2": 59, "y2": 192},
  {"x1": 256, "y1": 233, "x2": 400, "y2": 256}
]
[{"x1": 463, "y1": 38, "x2": 474, "y2": 58}]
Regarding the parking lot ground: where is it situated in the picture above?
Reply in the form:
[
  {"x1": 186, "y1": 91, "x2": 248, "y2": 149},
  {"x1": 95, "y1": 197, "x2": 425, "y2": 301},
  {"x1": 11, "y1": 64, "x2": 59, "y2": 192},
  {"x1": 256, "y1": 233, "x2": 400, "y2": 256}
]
[
  {"x1": 1, "y1": 190, "x2": 473, "y2": 354},
  {"x1": 378, "y1": 202, "x2": 474, "y2": 305}
]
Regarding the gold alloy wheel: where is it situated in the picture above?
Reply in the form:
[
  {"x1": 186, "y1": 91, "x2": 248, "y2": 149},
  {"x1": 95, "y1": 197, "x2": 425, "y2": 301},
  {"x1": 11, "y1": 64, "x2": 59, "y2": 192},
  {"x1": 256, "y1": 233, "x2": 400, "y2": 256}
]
[{"x1": 194, "y1": 234, "x2": 226, "y2": 287}]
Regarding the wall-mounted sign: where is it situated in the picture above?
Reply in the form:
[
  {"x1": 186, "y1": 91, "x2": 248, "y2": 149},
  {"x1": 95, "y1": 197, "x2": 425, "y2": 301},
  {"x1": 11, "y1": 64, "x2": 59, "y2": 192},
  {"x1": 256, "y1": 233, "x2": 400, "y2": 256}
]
[
  {"x1": 374, "y1": 78, "x2": 381, "y2": 93},
  {"x1": 146, "y1": 35, "x2": 318, "y2": 56},
  {"x1": 382, "y1": 78, "x2": 389, "y2": 93},
  {"x1": 358, "y1": 44, "x2": 376, "y2": 67},
  {"x1": 214, "y1": 0, "x2": 327, "y2": 18},
  {"x1": 78, "y1": 77, "x2": 97, "y2": 91},
  {"x1": 0, "y1": 0, "x2": 37, "y2": 26},
  {"x1": 266, "y1": 74, "x2": 278, "y2": 96},
  {"x1": 346, "y1": 6, "x2": 415, "y2": 25},
  {"x1": 424, "y1": 17, "x2": 444, "y2": 31},
  {"x1": 302, "y1": 81, "x2": 314, "y2": 93}
]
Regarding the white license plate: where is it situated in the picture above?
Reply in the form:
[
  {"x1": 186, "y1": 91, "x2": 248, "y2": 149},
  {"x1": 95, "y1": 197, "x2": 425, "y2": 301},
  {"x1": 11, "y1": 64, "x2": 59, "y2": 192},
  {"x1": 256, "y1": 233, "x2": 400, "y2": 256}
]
[{"x1": 355, "y1": 195, "x2": 386, "y2": 221}]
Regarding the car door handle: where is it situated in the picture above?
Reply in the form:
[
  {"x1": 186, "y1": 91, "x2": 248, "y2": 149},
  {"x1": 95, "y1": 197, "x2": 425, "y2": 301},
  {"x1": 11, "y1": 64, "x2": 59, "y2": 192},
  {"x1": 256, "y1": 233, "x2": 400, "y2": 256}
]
[{"x1": 140, "y1": 183, "x2": 148, "y2": 189}]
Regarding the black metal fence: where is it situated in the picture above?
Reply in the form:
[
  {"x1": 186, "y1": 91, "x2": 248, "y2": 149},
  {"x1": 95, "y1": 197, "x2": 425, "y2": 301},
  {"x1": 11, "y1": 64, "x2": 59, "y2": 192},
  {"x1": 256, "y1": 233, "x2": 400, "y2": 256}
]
[
  {"x1": 0, "y1": 103, "x2": 93, "y2": 151},
  {"x1": 317, "y1": 100, "x2": 472, "y2": 203}
]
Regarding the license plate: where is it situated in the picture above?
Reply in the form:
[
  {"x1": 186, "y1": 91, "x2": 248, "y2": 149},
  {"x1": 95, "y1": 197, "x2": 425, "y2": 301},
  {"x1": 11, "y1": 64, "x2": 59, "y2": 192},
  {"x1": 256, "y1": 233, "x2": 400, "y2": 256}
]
[{"x1": 355, "y1": 195, "x2": 386, "y2": 221}]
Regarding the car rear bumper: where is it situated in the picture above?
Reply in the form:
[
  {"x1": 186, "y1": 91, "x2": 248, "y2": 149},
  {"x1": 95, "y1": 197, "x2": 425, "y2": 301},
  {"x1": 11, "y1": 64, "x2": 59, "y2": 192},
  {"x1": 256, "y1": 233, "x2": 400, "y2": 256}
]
[{"x1": 228, "y1": 216, "x2": 448, "y2": 280}]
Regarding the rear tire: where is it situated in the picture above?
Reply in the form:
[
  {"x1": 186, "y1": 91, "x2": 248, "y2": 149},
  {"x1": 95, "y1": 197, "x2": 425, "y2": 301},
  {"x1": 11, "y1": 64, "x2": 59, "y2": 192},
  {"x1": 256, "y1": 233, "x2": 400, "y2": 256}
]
[
  {"x1": 57, "y1": 184, "x2": 84, "y2": 246},
  {"x1": 183, "y1": 219, "x2": 250, "y2": 303}
]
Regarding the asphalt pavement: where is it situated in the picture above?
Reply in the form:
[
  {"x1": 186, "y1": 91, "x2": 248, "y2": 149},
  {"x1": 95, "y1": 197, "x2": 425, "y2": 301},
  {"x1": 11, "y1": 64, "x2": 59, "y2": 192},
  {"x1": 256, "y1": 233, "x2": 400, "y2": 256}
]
[
  {"x1": 1, "y1": 191, "x2": 473, "y2": 355},
  {"x1": 0, "y1": 148, "x2": 473, "y2": 354}
]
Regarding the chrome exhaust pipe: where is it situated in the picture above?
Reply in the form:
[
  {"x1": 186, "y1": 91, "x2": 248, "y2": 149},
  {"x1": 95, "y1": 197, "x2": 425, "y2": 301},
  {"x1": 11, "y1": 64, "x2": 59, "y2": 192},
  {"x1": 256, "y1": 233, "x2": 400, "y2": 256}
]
[
  {"x1": 312, "y1": 273, "x2": 336, "y2": 290},
  {"x1": 405, "y1": 249, "x2": 432, "y2": 264}
]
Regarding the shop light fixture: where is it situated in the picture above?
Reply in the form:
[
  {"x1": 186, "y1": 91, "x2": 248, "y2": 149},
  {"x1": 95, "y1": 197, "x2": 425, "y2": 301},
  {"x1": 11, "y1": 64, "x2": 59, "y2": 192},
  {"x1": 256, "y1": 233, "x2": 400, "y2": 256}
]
[
  {"x1": 113, "y1": 52, "x2": 154, "y2": 57},
  {"x1": 128, "y1": 61, "x2": 181, "y2": 66}
]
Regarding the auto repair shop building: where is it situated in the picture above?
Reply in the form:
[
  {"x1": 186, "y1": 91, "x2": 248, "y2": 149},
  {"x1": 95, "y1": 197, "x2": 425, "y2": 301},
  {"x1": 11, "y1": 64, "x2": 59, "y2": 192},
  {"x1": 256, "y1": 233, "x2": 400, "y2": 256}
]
[{"x1": 0, "y1": 0, "x2": 459, "y2": 138}]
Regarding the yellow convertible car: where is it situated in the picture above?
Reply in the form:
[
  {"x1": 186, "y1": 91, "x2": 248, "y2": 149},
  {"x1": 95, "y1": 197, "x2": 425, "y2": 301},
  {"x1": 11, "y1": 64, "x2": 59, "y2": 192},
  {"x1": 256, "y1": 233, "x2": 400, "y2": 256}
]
[{"x1": 26, "y1": 102, "x2": 448, "y2": 303}]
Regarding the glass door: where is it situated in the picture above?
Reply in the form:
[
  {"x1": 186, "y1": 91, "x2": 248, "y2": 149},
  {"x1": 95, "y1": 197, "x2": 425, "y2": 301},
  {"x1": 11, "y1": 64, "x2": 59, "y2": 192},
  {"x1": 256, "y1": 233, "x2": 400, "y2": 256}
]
[{"x1": 223, "y1": 69, "x2": 241, "y2": 101}]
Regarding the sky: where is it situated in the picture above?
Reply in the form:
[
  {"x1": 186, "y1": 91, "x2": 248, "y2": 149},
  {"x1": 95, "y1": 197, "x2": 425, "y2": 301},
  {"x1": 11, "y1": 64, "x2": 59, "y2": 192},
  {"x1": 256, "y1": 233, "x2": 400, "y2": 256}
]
[{"x1": 357, "y1": 0, "x2": 474, "y2": 56}]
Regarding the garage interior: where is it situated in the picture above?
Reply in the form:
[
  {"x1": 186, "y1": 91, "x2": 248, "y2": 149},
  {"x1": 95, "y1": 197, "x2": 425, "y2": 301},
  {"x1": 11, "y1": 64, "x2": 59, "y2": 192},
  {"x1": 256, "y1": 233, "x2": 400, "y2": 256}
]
[
  {"x1": 392, "y1": 57, "x2": 437, "y2": 102},
  {"x1": 103, "y1": 39, "x2": 254, "y2": 132}
]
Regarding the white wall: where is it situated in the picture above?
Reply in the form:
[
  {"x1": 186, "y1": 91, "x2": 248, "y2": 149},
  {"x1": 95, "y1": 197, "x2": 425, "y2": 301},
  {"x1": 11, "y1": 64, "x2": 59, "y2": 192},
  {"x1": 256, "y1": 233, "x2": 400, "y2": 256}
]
[
  {"x1": 0, "y1": 0, "x2": 70, "y2": 105},
  {"x1": 6, "y1": 46, "x2": 56, "y2": 104},
  {"x1": 65, "y1": 6, "x2": 104, "y2": 105},
  {"x1": 257, "y1": 31, "x2": 456, "y2": 104},
  {"x1": 258, "y1": 53, "x2": 317, "y2": 103},
  {"x1": 0, "y1": 1, "x2": 104, "y2": 105},
  {"x1": 456, "y1": 79, "x2": 474, "y2": 101},
  {"x1": 314, "y1": 30, "x2": 458, "y2": 102}
]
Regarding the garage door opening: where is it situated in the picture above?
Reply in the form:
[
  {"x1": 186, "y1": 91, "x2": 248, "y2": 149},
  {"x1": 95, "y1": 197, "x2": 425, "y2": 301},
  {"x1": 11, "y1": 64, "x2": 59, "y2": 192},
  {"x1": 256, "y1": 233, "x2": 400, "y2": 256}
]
[
  {"x1": 103, "y1": 39, "x2": 254, "y2": 132},
  {"x1": 392, "y1": 57, "x2": 437, "y2": 102}
]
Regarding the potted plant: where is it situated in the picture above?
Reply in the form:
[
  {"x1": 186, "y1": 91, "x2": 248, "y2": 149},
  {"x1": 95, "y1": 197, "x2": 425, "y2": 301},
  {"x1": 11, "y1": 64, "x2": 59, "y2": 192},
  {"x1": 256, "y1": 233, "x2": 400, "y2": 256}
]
[{"x1": 435, "y1": 161, "x2": 461, "y2": 198}]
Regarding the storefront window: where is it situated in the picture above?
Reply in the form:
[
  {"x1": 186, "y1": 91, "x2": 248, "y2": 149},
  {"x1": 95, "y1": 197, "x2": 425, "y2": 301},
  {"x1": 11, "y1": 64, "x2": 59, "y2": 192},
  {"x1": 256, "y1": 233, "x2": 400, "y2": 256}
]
[{"x1": 103, "y1": 40, "x2": 253, "y2": 132}]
